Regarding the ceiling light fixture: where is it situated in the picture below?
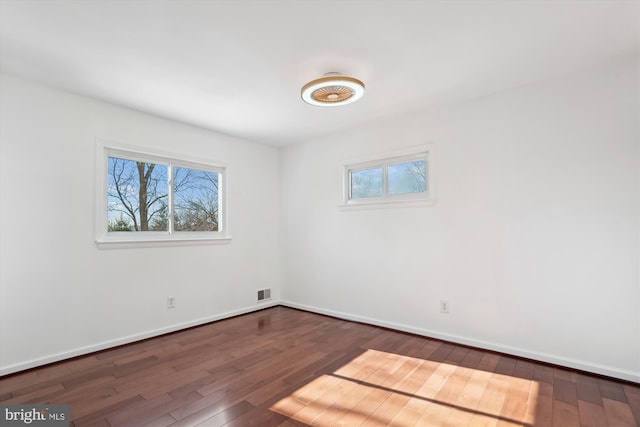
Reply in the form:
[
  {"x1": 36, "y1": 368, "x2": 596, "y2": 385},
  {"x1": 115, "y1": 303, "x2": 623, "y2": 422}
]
[{"x1": 301, "y1": 73, "x2": 365, "y2": 107}]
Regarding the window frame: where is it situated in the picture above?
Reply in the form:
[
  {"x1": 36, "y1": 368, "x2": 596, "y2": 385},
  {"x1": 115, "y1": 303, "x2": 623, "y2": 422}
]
[
  {"x1": 95, "y1": 139, "x2": 230, "y2": 248},
  {"x1": 340, "y1": 145, "x2": 436, "y2": 209}
]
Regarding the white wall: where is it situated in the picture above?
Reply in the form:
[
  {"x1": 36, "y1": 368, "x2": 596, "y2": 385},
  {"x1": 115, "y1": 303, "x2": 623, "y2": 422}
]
[
  {"x1": 0, "y1": 74, "x2": 281, "y2": 374},
  {"x1": 280, "y1": 57, "x2": 640, "y2": 382},
  {"x1": 2, "y1": 57, "x2": 638, "y2": 382}
]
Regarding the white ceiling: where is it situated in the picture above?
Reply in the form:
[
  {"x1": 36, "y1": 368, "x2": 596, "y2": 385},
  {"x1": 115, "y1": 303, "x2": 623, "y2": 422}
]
[{"x1": 1, "y1": 0, "x2": 638, "y2": 147}]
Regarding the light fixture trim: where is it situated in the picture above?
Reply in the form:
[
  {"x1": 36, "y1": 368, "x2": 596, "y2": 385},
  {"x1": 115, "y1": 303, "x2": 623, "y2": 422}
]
[{"x1": 301, "y1": 75, "x2": 365, "y2": 106}]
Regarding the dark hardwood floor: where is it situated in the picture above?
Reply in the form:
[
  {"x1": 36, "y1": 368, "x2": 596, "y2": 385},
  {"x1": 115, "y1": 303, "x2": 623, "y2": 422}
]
[{"x1": 1, "y1": 306, "x2": 638, "y2": 426}]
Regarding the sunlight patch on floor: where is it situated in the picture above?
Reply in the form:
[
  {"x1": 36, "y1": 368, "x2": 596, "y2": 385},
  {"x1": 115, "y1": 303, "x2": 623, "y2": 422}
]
[{"x1": 270, "y1": 349, "x2": 539, "y2": 426}]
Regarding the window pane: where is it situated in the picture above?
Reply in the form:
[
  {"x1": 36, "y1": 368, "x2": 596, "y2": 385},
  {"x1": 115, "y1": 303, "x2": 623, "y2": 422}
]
[
  {"x1": 387, "y1": 160, "x2": 426, "y2": 195},
  {"x1": 173, "y1": 167, "x2": 219, "y2": 231},
  {"x1": 107, "y1": 157, "x2": 168, "y2": 232},
  {"x1": 350, "y1": 167, "x2": 383, "y2": 199}
]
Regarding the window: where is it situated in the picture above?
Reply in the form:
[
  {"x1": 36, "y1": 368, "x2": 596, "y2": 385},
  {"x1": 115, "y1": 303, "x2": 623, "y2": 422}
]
[
  {"x1": 342, "y1": 146, "x2": 435, "y2": 208},
  {"x1": 96, "y1": 141, "x2": 228, "y2": 247}
]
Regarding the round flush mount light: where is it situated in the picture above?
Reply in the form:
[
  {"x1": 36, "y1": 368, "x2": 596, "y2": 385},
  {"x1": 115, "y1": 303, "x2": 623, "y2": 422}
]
[{"x1": 301, "y1": 74, "x2": 365, "y2": 106}]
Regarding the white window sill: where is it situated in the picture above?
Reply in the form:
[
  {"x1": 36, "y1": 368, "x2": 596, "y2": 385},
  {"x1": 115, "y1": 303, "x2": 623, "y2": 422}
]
[
  {"x1": 96, "y1": 236, "x2": 232, "y2": 249},
  {"x1": 339, "y1": 198, "x2": 437, "y2": 211}
]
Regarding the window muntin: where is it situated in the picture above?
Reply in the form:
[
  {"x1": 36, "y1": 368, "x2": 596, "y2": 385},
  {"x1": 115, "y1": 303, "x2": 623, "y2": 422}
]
[
  {"x1": 343, "y1": 148, "x2": 434, "y2": 208},
  {"x1": 97, "y1": 142, "x2": 228, "y2": 246}
]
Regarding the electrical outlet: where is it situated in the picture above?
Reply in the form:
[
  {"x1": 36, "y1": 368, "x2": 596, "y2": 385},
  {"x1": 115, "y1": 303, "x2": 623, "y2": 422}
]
[
  {"x1": 167, "y1": 296, "x2": 175, "y2": 309},
  {"x1": 440, "y1": 300, "x2": 449, "y2": 314}
]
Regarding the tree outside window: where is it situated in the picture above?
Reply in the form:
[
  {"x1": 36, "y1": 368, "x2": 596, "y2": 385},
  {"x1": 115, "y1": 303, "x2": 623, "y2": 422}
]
[{"x1": 107, "y1": 157, "x2": 220, "y2": 233}]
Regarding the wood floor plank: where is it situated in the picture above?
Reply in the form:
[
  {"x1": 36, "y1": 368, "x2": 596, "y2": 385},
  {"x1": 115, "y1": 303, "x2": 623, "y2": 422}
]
[
  {"x1": 170, "y1": 399, "x2": 254, "y2": 427},
  {"x1": 196, "y1": 401, "x2": 257, "y2": 427},
  {"x1": 323, "y1": 349, "x2": 408, "y2": 426},
  {"x1": 553, "y1": 378, "x2": 578, "y2": 405},
  {"x1": 523, "y1": 379, "x2": 538, "y2": 426},
  {"x1": 600, "y1": 378, "x2": 630, "y2": 403},
  {"x1": 554, "y1": 367, "x2": 577, "y2": 382},
  {"x1": 623, "y1": 384, "x2": 640, "y2": 425},
  {"x1": 293, "y1": 373, "x2": 363, "y2": 425},
  {"x1": 551, "y1": 399, "x2": 580, "y2": 427},
  {"x1": 0, "y1": 306, "x2": 636, "y2": 427},
  {"x1": 415, "y1": 391, "x2": 455, "y2": 427},
  {"x1": 361, "y1": 390, "x2": 411, "y2": 426},
  {"x1": 2, "y1": 383, "x2": 65, "y2": 404},
  {"x1": 221, "y1": 406, "x2": 289, "y2": 427},
  {"x1": 493, "y1": 356, "x2": 517, "y2": 377},
  {"x1": 532, "y1": 381, "x2": 553, "y2": 427},
  {"x1": 139, "y1": 413, "x2": 178, "y2": 427},
  {"x1": 444, "y1": 346, "x2": 470, "y2": 364},
  {"x1": 578, "y1": 399, "x2": 609, "y2": 427},
  {"x1": 110, "y1": 391, "x2": 202, "y2": 427},
  {"x1": 476, "y1": 352, "x2": 501, "y2": 373},
  {"x1": 169, "y1": 388, "x2": 232, "y2": 422},
  {"x1": 72, "y1": 394, "x2": 146, "y2": 426},
  {"x1": 576, "y1": 374, "x2": 603, "y2": 406},
  {"x1": 49, "y1": 375, "x2": 118, "y2": 405},
  {"x1": 455, "y1": 368, "x2": 493, "y2": 413},
  {"x1": 388, "y1": 405, "x2": 424, "y2": 426},
  {"x1": 603, "y1": 397, "x2": 638, "y2": 427},
  {"x1": 498, "y1": 371, "x2": 534, "y2": 425},
  {"x1": 359, "y1": 358, "x2": 424, "y2": 426},
  {"x1": 459, "y1": 348, "x2": 485, "y2": 370},
  {"x1": 468, "y1": 373, "x2": 509, "y2": 426},
  {"x1": 532, "y1": 364, "x2": 554, "y2": 384},
  {"x1": 77, "y1": 418, "x2": 111, "y2": 427}
]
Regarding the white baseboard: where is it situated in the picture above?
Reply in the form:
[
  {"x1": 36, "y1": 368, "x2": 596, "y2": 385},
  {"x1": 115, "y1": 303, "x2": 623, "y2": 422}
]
[
  {"x1": 280, "y1": 300, "x2": 640, "y2": 383},
  {"x1": 0, "y1": 301, "x2": 279, "y2": 376}
]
